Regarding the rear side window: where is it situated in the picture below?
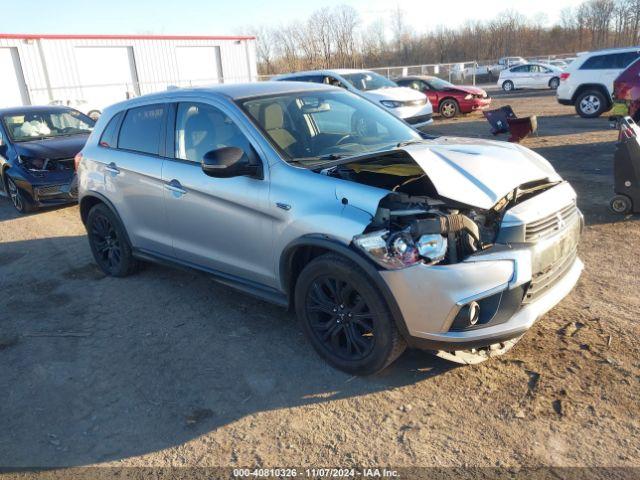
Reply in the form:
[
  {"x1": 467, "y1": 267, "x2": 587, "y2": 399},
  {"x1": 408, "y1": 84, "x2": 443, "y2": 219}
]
[
  {"x1": 580, "y1": 51, "x2": 640, "y2": 70},
  {"x1": 118, "y1": 105, "x2": 165, "y2": 155},
  {"x1": 99, "y1": 112, "x2": 123, "y2": 148}
]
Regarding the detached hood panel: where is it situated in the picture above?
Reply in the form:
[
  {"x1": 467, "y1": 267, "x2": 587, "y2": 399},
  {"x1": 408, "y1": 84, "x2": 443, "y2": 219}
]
[{"x1": 402, "y1": 137, "x2": 561, "y2": 209}]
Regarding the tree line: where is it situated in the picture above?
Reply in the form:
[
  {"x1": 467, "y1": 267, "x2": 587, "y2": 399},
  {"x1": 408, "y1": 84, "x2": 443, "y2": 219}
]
[{"x1": 245, "y1": 0, "x2": 640, "y2": 76}]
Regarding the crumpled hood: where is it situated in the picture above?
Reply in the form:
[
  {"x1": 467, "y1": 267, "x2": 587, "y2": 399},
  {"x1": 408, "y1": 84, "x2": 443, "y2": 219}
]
[
  {"x1": 401, "y1": 137, "x2": 561, "y2": 209},
  {"x1": 13, "y1": 134, "x2": 88, "y2": 160},
  {"x1": 363, "y1": 86, "x2": 427, "y2": 103}
]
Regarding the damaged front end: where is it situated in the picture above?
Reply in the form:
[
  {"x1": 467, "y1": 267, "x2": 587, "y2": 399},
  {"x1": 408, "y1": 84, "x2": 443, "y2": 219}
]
[{"x1": 318, "y1": 144, "x2": 583, "y2": 363}]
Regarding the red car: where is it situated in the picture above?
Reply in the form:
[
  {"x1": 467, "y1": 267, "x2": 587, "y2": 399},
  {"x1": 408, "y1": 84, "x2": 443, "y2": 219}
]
[
  {"x1": 612, "y1": 58, "x2": 640, "y2": 121},
  {"x1": 396, "y1": 75, "x2": 491, "y2": 118}
]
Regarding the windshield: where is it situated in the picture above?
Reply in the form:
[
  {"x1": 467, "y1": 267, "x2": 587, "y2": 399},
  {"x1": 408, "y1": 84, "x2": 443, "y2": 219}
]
[
  {"x1": 2, "y1": 109, "x2": 94, "y2": 142},
  {"x1": 426, "y1": 77, "x2": 455, "y2": 90},
  {"x1": 341, "y1": 72, "x2": 397, "y2": 91},
  {"x1": 239, "y1": 90, "x2": 421, "y2": 164}
]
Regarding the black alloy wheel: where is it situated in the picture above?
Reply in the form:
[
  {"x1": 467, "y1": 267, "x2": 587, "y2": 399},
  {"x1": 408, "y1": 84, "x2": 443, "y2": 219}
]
[
  {"x1": 295, "y1": 254, "x2": 406, "y2": 375},
  {"x1": 306, "y1": 275, "x2": 376, "y2": 361},
  {"x1": 91, "y1": 212, "x2": 123, "y2": 272}
]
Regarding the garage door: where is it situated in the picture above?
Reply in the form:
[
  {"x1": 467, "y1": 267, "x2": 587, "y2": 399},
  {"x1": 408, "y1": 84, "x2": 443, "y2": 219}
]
[
  {"x1": 74, "y1": 46, "x2": 139, "y2": 107},
  {"x1": 175, "y1": 46, "x2": 223, "y2": 86},
  {"x1": 0, "y1": 48, "x2": 28, "y2": 107}
]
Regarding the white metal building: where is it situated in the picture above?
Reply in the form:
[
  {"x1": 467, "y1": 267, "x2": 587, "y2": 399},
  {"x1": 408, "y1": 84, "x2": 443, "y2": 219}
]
[{"x1": 0, "y1": 33, "x2": 258, "y2": 111}]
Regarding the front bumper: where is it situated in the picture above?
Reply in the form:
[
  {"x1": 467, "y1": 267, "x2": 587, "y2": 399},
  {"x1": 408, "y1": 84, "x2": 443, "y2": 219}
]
[
  {"x1": 390, "y1": 104, "x2": 434, "y2": 126},
  {"x1": 379, "y1": 217, "x2": 583, "y2": 351},
  {"x1": 27, "y1": 175, "x2": 78, "y2": 206},
  {"x1": 458, "y1": 97, "x2": 492, "y2": 114}
]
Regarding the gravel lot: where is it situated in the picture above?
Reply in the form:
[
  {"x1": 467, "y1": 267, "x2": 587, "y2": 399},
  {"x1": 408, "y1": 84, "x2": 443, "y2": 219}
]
[{"x1": 0, "y1": 88, "x2": 638, "y2": 474}]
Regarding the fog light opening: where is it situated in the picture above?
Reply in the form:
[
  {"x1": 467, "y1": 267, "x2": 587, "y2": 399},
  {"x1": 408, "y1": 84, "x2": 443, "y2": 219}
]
[{"x1": 468, "y1": 301, "x2": 480, "y2": 325}]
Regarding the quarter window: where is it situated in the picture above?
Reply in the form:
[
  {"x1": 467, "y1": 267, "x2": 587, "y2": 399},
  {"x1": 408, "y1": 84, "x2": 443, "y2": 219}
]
[
  {"x1": 175, "y1": 102, "x2": 252, "y2": 162},
  {"x1": 99, "y1": 112, "x2": 123, "y2": 148},
  {"x1": 118, "y1": 105, "x2": 165, "y2": 155}
]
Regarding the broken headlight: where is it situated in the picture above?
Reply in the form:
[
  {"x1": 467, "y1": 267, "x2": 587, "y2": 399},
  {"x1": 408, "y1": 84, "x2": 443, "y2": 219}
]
[
  {"x1": 18, "y1": 155, "x2": 48, "y2": 171},
  {"x1": 353, "y1": 229, "x2": 447, "y2": 270}
]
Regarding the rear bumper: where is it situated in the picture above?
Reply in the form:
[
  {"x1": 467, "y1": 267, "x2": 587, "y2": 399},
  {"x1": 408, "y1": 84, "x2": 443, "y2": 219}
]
[{"x1": 557, "y1": 98, "x2": 574, "y2": 106}]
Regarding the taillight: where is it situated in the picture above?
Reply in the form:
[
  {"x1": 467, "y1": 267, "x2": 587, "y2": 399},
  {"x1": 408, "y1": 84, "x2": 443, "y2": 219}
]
[
  {"x1": 560, "y1": 73, "x2": 570, "y2": 81},
  {"x1": 74, "y1": 152, "x2": 83, "y2": 171}
]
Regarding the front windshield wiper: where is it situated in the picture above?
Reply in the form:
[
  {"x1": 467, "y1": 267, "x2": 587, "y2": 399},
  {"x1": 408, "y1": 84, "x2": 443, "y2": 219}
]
[{"x1": 396, "y1": 139, "x2": 427, "y2": 147}]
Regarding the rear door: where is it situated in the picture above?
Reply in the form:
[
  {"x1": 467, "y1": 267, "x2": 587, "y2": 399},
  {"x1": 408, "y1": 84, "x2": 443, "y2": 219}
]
[
  {"x1": 102, "y1": 103, "x2": 172, "y2": 255},
  {"x1": 161, "y1": 100, "x2": 275, "y2": 287},
  {"x1": 510, "y1": 65, "x2": 532, "y2": 88},
  {"x1": 530, "y1": 65, "x2": 551, "y2": 88}
]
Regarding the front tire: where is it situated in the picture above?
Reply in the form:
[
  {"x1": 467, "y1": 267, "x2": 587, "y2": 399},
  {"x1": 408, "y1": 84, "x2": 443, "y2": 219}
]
[
  {"x1": 86, "y1": 203, "x2": 139, "y2": 277},
  {"x1": 439, "y1": 98, "x2": 460, "y2": 118},
  {"x1": 576, "y1": 90, "x2": 608, "y2": 118},
  {"x1": 5, "y1": 175, "x2": 35, "y2": 214},
  {"x1": 502, "y1": 80, "x2": 514, "y2": 92},
  {"x1": 294, "y1": 254, "x2": 406, "y2": 375}
]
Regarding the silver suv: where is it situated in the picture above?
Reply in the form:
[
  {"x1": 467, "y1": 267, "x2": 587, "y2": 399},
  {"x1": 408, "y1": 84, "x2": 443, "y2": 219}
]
[{"x1": 77, "y1": 82, "x2": 583, "y2": 374}]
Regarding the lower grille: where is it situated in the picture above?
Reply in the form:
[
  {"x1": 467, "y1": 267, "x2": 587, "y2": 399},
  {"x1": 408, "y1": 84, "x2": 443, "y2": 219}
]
[
  {"x1": 35, "y1": 184, "x2": 65, "y2": 197},
  {"x1": 523, "y1": 247, "x2": 577, "y2": 304},
  {"x1": 406, "y1": 113, "x2": 432, "y2": 125}
]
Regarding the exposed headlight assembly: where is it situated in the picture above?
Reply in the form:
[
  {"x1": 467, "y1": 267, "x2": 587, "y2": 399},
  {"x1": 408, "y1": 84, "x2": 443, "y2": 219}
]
[
  {"x1": 18, "y1": 155, "x2": 48, "y2": 171},
  {"x1": 380, "y1": 100, "x2": 402, "y2": 108},
  {"x1": 353, "y1": 229, "x2": 447, "y2": 270}
]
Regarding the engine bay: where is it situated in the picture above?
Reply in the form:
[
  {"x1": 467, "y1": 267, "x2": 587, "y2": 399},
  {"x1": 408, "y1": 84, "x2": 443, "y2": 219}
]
[{"x1": 319, "y1": 150, "x2": 557, "y2": 267}]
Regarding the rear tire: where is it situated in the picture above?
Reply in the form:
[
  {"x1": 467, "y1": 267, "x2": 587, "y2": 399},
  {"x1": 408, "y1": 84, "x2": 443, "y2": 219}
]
[
  {"x1": 549, "y1": 77, "x2": 560, "y2": 89},
  {"x1": 502, "y1": 80, "x2": 514, "y2": 92},
  {"x1": 86, "y1": 203, "x2": 139, "y2": 277},
  {"x1": 439, "y1": 98, "x2": 460, "y2": 118},
  {"x1": 575, "y1": 90, "x2": 608, "y2": 118},
  {"x1": 610, "y1": 195, "x2": 633, "y2": 214},
  {"x1": 5, "y1": 175, "x2": 36, "y2": 214},
  {"x1": 294, "y1": 254, "x2": 406, "y2": 375}
]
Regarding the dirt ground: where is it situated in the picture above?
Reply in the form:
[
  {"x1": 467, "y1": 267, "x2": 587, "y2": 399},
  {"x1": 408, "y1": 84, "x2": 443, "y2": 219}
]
[{"x1": 0, "y1": 88, "x2": 638, "y2": 475}]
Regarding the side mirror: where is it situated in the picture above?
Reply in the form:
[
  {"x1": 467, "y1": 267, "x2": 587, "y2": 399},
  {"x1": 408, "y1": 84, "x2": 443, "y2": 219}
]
[{"x1": 201, "y1": 146, "x2": 259, "y2": 178}]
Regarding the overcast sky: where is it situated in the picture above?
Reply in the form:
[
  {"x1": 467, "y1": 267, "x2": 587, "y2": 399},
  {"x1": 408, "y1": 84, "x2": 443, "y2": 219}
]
[{"x1": 3, "y1": 0, "x2": 586, "y2": 35}]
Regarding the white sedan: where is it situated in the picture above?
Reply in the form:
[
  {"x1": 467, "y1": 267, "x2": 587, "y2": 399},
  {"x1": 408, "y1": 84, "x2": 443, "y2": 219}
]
[{"x1": 498, "y1": 63, "x2": 563, "y2": 92}]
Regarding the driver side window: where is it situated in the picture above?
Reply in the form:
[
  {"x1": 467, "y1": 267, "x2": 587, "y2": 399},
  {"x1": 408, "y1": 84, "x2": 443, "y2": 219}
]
[{"x1": 175, "y1": 102, "x2": 252, "y2": 162}]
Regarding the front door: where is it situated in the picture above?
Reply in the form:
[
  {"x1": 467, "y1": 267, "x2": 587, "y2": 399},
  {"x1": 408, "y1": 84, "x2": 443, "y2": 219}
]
[{"x1": 161, "y1": 101, "x2": 275, "y2": 287}]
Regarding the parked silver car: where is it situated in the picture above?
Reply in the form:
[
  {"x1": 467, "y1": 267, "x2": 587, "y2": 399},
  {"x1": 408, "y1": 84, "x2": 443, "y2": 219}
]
[{"x1": 77, "y1": 82, "x2": 583, "y2": 374}]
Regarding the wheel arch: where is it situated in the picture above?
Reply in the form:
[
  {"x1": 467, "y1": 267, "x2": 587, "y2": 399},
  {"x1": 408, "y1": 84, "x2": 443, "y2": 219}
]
[
  {"x1": 438, "y1": 96, "x2": 460, "y2": 109},
  {"x1": 80, "y1": 192, "x2": 133, "y2": 246},
  {"x1": 279, "y1": 234, "x2": 413, "y2": 342},
  {"x1": 571, "y1": 83, "x2": 611, "y2": 105}
]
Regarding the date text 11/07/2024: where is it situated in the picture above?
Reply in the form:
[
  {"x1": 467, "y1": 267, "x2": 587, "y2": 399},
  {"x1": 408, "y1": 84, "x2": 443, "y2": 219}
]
[{"x1": 233, "y1": 468, "x2": 400, "y2": 478}]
